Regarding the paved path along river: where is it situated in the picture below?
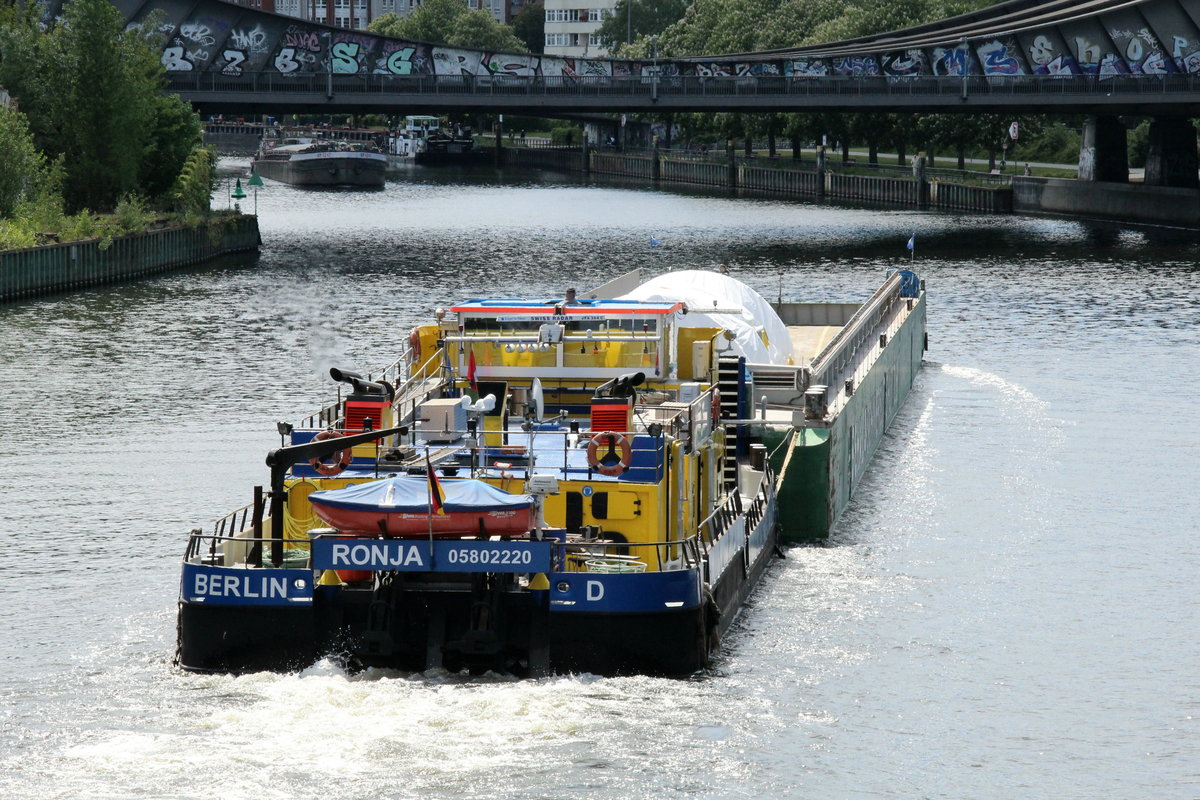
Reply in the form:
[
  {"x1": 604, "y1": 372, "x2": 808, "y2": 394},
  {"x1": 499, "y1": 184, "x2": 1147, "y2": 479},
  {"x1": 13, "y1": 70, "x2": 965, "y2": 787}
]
[{"x1": 1, "y1": 160, "x2": 1197, "y2": 799}]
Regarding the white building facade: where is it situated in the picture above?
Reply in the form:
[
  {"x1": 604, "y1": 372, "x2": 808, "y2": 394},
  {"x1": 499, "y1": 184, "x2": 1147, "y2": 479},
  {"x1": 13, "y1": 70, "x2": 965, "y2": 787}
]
[{"x1": 542, "y1": 0, "x2": 615, "y2": 58}]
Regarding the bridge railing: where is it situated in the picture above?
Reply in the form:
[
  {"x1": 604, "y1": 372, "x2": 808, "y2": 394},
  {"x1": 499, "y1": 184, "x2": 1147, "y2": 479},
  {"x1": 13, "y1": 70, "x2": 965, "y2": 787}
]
[{"x1": 168, "y1": 71, "x2": 1200, "y2": 99}]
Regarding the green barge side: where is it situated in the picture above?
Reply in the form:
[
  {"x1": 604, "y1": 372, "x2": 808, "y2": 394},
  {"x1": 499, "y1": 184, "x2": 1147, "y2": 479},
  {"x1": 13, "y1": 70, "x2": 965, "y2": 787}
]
[{"x1": 756, "y1": 272, "x2": 926, "y2": 541}]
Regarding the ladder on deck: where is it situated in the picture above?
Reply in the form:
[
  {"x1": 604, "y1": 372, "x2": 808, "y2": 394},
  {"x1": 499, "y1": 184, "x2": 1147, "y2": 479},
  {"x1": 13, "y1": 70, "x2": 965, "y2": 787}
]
[{"x1": 716, "y1": 356, "x2": 743, "y2": 487}]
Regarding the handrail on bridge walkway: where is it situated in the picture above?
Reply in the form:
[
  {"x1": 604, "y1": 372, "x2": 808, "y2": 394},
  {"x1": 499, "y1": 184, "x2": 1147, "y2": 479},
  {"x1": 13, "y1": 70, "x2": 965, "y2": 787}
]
[{"x1": 171, "y1": 71, "x2": 1200, "y2": 114}]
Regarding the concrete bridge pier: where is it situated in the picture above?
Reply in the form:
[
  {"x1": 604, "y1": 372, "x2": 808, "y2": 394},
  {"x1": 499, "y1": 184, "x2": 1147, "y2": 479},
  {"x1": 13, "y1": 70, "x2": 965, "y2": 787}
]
[
  {"x1": 1078, "y1": 115, "x2": 1128, "y2": 182},
  {"x1": 1142, "y1": 116, "x2": 1199, "y2": 188}
]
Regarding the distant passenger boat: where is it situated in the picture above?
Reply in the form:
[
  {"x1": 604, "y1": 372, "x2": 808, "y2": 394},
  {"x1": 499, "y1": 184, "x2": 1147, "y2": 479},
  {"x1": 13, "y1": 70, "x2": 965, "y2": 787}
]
[{"x1": 252, "y1": 136, "x2": 387, "y2": 187}]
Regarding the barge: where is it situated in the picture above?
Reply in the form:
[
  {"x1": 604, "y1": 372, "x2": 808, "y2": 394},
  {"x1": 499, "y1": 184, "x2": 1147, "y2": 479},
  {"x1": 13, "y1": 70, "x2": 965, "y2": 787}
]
[
  {"x1": 252, "y1": 137, "x2": 387, "y2": 187},
  {"x1": 176, "y1": 268, "x2": 924, "y2": 676}
]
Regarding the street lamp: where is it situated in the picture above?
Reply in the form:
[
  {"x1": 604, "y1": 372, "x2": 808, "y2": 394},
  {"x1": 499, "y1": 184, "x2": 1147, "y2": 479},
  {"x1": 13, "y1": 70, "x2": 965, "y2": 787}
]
[
  {"x1": 321, "y1": 30, "x2": 333, "y2": 99},
  {"x1": 650, "y1": 35, "x2": 658, "y2": 103}
]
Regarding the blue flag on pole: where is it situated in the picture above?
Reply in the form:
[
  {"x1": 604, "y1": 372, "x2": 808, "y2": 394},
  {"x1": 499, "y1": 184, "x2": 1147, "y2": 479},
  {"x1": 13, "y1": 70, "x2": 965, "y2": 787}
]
[
  {"x1": 906, "y1": 234, "x2": 915, "y2": 251},
  {"x1": 650, "y1": 235, "x2": 661, "y2": 247}
]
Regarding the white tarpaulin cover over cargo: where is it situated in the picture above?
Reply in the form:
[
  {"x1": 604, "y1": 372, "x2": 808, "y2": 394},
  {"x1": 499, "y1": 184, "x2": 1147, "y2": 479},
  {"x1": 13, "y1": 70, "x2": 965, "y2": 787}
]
[{"x1": 619, "y1": 270, "x2": 794, "y2": 366}]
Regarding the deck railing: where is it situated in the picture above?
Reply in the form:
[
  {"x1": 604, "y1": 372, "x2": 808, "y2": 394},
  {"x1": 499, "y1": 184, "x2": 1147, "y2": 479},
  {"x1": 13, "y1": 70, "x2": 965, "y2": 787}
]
[
  {"x1": 296, "y1": 344, "x2": 446, "y2": 430},
  {"x1": 168, "y1": 71, "x2": 1200, "y2": 104},
  {"x1": 808, "y1": 271, "x2": 904, "y2": 393},
  {"x1": 182, "y1": 528, "x2": 707, "y2": 574}
]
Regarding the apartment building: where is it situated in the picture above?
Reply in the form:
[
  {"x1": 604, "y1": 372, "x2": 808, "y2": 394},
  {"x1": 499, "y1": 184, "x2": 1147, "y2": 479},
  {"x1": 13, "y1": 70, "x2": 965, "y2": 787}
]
[{"x1": 542, "y1": 0, "x2": 615, "y2": 57}]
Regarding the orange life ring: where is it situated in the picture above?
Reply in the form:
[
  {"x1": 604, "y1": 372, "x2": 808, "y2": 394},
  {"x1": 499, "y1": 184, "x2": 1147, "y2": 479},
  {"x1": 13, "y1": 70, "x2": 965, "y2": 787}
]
[
  {"x1": 711, "y1": 388, "x2": 722, "y2": 427},
  {"x1": 407, "y1": 327, "x2": 422, "y2": 365},
  {"x1": 587, "y1": 431, "x2": 632, "y2": 477},
  {"x1": 310, "y1": 429, "x2": 352, "y2": 476}
]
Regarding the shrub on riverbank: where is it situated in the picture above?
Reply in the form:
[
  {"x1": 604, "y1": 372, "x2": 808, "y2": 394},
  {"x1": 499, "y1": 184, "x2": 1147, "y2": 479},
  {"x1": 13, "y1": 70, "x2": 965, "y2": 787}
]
[
  {"x1": 0, "y1": 0, "x2": 211, "y2": 252},
  {"x1": 0, "y1": 105, "x2": 220, "y2": 251}
]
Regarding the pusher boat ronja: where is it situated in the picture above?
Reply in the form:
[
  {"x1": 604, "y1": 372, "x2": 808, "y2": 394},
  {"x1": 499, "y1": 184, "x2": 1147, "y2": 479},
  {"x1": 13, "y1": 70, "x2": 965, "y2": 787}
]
[{"x1": 176, "y1": 267, "x2": 924, "y2": 676}]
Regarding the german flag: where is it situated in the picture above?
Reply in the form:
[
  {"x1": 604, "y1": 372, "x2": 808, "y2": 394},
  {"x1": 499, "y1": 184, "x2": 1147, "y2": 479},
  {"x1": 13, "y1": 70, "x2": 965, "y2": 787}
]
[{"x1": 426, "y1": 454, "x2": 447, "y2": 515}]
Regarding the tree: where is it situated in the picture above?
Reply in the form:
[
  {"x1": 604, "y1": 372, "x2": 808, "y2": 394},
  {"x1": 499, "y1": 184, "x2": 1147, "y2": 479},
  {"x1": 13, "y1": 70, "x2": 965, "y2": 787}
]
[
  {"x1": 140, "y1": 94, "x2": 204, "y2": 200},
  {"x1": 46, "y1": 0, "x2": 157, "y2": 210},
  {"x1": 658, "y1": 0, "x2": 780, "y2": 56},
  {"x1": 510, "y1": 1, "x2": 544, "y2": 54},
  {"x1": 0, "y1": 0, "x2": 202, "y2": 213},
  {"x1": 656, "y1": 0, "x2": 994, "y2": 57},
  {"x1": 451, "y1": 10, "x2": 528, "y2": 51},
  {"x1": 597, "y1": 0, "x2": 690, "y2": 54},
  {"x1": 172, "y1": 146, "x2": 218, "y2": 217},
  {"x1": 369, "y1": 0, "x2": 527, "y2": 51},
  {"x1": 0, "y1": 106, "x2": 44, "y2": 218},
  {"x1": 0, "y1": 3, "x2": 57, "y2": 154}
]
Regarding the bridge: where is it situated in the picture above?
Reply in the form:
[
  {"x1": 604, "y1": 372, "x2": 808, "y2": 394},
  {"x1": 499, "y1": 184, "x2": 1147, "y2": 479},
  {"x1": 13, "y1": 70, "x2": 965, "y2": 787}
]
[
  {"x1": 61, "y1": 0, "x2": 1200, "y2": 116},
  {"x1": 56, "y1": 0, "x2": 1200, "y2": 185}
]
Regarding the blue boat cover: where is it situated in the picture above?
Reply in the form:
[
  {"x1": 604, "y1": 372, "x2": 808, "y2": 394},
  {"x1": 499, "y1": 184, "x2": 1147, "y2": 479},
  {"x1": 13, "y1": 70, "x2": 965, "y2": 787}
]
[{"x1": 309, "y1": 476, "x2": 533, "y2": 513}]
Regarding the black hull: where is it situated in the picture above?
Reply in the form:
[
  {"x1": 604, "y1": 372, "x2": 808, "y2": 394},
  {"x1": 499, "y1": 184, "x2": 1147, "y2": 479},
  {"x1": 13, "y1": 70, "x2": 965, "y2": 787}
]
[
  {"x1": 177, "y1": 495, "x2": 779, "y2": 678},
  {"x1": 178, "y1": 602, "x2": 319, "y2": 673},
  {"x1": 177, "y1": 588, "x2": 708, "y2": 677},
  {"x1": 252, "y1": 156, "x2": 386, "y2": 187}
]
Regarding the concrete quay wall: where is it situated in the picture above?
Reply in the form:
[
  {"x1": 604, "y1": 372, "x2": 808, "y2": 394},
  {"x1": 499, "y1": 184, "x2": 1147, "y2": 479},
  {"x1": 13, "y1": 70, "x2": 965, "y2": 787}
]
[
  {"x1": 1, "y1": 215, "x2": 261, "y2": 303},
  {"x1": 1012, "y1": 176, "x2": 1200, "y2": 227},
  {"x1": 510, "y1": 147, "x2": 1012, "y2": 214}
]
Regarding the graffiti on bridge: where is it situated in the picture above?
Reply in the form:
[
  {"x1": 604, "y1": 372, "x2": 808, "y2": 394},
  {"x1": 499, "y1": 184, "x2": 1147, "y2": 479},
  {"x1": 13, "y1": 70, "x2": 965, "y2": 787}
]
[{"x1": 149, "y1": 0, "x2": 1200, "y2": 85}]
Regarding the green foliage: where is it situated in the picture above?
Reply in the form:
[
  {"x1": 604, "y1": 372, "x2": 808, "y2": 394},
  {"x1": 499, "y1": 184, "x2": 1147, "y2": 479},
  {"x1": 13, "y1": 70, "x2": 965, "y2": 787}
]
[
  {"x1": 658, "y1": 0, "x2": 779, "y2": 56},
  {"x1": 369, "y1": 0, "x2": 527, "y2": 51},
  {"x1": 0, "y1": 106, "x2": 44, "y2": 218},
  {"x1": 59, "y1": 209, "x2": 101, "y2": 243},
  {"x1": 510, "y1": 1, "x2": 544, "y2": 53},
  {"x1": 598, "y1": 0, "x2": 690, "y2": 54},
  {"x1": 113, "y1": 194, "x2": 155, "y2": 234},
  {"x1": 0, "y1": 0, "x2": 201, "y2": 216},
  {"x1": 140, "y1": 94, "x2": 204, "y2": 200},
  {"x1": 550, "y1": 123, "x2": 583, "y2": 146},
  {"x1": 172, "y1": 146, "x2": 218, "y2": 216},
  {"x1": 50, "y1": 0, "x2": 155, "y2": 211},
  {"x1": 657, "y1": 0, "x2": 994, "y2": 56},
  {"x1": 1126, "y1": 119, "x2": 1150, "y2": 168},
  {"x1": 1020, "y1": 121, "x2": 1080, "y2": 165}
]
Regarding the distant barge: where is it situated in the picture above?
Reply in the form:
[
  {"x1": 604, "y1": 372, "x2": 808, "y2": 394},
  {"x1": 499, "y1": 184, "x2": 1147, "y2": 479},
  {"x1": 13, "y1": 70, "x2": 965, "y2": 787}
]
[{"x1": 252, "y1": 138, "x2": 387, "y2": 187}]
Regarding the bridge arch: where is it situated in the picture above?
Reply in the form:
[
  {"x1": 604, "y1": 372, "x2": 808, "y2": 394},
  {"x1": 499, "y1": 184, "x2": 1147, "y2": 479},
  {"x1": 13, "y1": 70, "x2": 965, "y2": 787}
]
[
  {"x1": 43, "y1": 0, "x2": 1200, "y2": 115},
  {"x1": 64, "y1": 0, "x2": 1200, "y2": 83}
]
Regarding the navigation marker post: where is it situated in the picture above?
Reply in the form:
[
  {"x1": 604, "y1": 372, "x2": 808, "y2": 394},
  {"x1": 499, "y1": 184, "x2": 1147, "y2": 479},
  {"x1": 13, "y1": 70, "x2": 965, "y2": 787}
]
[
  {"x1": 247, "y1": 171, "x2": 264, "y2": 216},
  {"x1": 231, "y1": 178, "x2": 246, "y2": 213}
]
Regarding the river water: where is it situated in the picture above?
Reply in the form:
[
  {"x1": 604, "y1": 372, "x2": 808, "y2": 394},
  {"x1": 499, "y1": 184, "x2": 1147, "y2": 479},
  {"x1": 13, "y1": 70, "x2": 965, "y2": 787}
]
[{"x1": 1, "y1": 159, "x2": 1197, "y2": 799}]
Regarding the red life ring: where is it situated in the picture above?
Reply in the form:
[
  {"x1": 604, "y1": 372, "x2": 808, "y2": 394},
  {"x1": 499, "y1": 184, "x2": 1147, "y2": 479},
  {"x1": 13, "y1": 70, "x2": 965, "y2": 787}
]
[
  {"x1": 711, "y1": 388, "x2": 722, "y2": 427},
  {"x1": 310, "y1": 429, "x2": 352, "y2": 476},
  {"x1": 586, "y1": 431, "x2": 632, "y2": 477}
]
